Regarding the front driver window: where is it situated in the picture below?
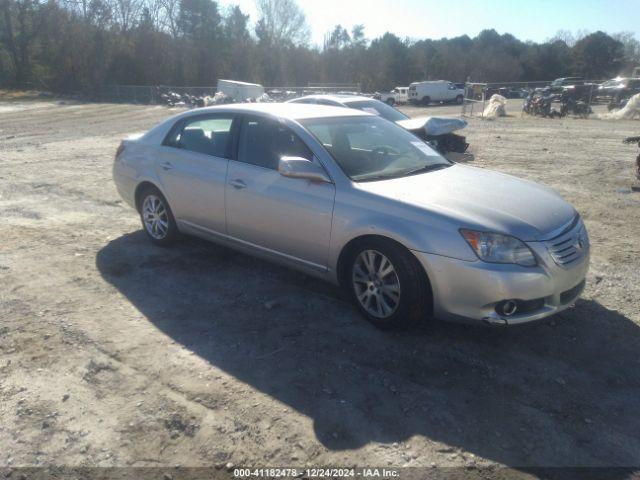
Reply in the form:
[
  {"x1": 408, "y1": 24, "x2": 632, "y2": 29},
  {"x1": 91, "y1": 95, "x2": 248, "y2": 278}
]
[{"x1": 238, "y1": 116, "x2": 312, "y2": 170}]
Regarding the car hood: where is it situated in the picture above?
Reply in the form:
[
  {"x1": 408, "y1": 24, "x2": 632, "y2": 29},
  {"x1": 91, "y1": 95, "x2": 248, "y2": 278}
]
[{"x1": 355, "y1": 164, "x2": 576, "y2": 241}]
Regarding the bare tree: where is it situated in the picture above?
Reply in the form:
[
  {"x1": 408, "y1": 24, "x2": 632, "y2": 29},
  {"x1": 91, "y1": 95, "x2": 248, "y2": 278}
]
[
  {"x1": 157, "y1": 0, "x2": 179, "y2": 37},
  {"x1": 612, "y1": 31, "x2": 640, "y2": 67},
  {"x1": 108, "y1": 0, "x2": 142, "y2": 32},
  {"x1": 254, "y1": 0, "x2": 309, "y2": 46},
  {"x1": 550, "y1": 29, "x2": 575, "y2": 47}
]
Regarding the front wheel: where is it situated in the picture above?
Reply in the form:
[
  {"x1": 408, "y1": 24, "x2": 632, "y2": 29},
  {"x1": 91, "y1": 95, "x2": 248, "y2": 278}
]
[
  {"x1": 139, "y1": 186, "x2": 179, "y2": 246},
  {"x1": 348, "y1": 240, "x2": 431, "y2": 329},
  {"x1": 385, "y1": 98, "x2": 395, "y2": 106},
  {"x1": 421, "y1": 96, "x2": 431, "y2": 106},
  {"x1": 455, "y1": 95, "x2": 464, "y2": 104}
]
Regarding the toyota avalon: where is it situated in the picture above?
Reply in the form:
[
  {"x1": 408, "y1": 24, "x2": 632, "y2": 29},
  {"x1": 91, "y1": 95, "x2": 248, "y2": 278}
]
[{"x1": 113, "y1": 103, "x2": 589, "y2": 329}]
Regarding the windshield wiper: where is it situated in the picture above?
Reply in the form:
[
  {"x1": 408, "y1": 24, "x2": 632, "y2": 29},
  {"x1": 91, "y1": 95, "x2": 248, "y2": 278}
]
[
  {"x1": 355, "y1": 163, "x2": 450, "y2": 182},
  {"x1": 403, "y1": 163, "x2": 451, "y2": 176}
]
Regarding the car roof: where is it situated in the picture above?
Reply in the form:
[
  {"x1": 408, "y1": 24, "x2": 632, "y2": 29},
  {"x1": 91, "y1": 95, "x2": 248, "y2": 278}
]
[
  {"x1": 288, "y1": 94, "x2": 373, "y2": 104},
  {"x1": 173, "y1": 102, "x2": 372, "y2": 121}
]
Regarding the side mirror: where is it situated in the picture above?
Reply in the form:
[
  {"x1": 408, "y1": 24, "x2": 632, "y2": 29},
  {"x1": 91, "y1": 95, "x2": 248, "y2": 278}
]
[{"x1": 278, "y1": 156, "x2": 331, "y2": 183}]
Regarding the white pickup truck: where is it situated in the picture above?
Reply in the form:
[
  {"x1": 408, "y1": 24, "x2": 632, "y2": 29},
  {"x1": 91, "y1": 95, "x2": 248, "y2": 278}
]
[
  {"x1": 375, "y1": 86, "x2": 409, "y2": 105},
  {"x1": 408, "y1": 80, "x2": 465, "y2": 105}
]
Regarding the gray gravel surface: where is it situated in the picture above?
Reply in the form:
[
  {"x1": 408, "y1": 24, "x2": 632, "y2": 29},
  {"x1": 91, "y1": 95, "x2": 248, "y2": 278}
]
[{"x1": 1, "y1": 100, "x2": 639, "y2": 473}]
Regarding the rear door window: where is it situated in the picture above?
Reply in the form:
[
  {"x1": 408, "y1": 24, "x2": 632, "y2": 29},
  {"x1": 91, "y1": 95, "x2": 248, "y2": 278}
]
[{"x1": 165, "y1": 115, "x2": 235, "y2": 158}]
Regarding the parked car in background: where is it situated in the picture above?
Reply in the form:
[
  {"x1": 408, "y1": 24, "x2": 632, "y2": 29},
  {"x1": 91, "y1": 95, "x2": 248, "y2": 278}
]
[
  {"x1": 596, "y1": 78, "x2": 627, "y2": 99},
  {"x1": 287, "y1": 94, "x2": 408, "y2": 122},
  {"x1": 374, "y1": 87, "x2": 409, "y2": 105},
  {"x1": 536, "y1": 77, "x2": 596, "y2": 101},
  {"x1": 113, "y1": 103, "x2": 589, "y2": 329},
  {"x1": 504, "y1": 87, "x2": 529, "y2": 98},
  {"x1": 597, "y1": 78, "x2": 640, "y2": 109},
  {"x1": 408, "y1": 80, "x2": 465, "y2": 105},
  {"x1": 481, "y1": 86, "x2": 527, "y2": 100},
  {"x1": 286, "y1": 94, "x2": 471, "y2": 160},
  {"x1": 548, "y1": 77, "x2": 585, "y2": 92}
]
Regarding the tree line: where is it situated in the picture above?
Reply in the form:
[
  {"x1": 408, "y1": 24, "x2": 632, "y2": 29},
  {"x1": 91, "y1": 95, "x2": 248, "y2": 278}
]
[{"x1": 1, "y1": 0, "x2": 639, "y2": 93}]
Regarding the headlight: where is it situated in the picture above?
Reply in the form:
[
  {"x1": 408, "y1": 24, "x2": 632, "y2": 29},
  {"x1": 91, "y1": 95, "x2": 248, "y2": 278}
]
[{"x1": 460, "y1": 229, "x2": 537, "y2": 266}]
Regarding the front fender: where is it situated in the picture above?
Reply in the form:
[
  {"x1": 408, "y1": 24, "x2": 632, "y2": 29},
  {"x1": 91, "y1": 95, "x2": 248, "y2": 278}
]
[{"x1": 328, "y1": 191, "x2": 477, "y2": 278}]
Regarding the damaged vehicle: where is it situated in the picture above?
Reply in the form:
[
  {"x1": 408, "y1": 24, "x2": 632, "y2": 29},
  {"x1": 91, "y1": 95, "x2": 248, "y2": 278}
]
[
  {"x1": 113, "y1": 103, "x2": 590, "y2": 329},
  {"x1": 287, "y1": 94, "x2": 471, "y2": 161}
]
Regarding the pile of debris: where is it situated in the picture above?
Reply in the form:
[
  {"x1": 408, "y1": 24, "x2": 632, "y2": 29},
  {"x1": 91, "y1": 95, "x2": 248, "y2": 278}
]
[
  {"x1": 601, "y1": 93, "x2": 640, "y2": 120},
  {"x1": 483, "y1": 94, "x2": 507, "y2": 118},
  {"x1": 158, "y1": 91, "x2": 272, "y2": 108}
]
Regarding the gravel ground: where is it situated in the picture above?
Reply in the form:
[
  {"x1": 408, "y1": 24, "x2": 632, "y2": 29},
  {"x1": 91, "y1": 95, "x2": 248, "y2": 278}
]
[{"x1": 1, "y1": 99, "x2": 640, "y2": 476}]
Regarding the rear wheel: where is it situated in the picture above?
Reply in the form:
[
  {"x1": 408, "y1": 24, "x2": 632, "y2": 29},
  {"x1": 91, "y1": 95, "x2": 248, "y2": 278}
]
[
  {"x1": 347, "y1": 239, "x2": 430, "y2": 330},
  {"x1": 455, "y1": 94, "x2": 464, "y2": 105},
  {"x1": 138, "y1": 186, "x2": 179, "y2": 246}
]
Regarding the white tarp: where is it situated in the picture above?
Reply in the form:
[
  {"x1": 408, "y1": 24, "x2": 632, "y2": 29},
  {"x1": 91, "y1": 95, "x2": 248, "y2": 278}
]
[
  {"x1": 396, "y1": 116, "x2": 467, "y2": 136},
  {"x1": 482, "y1": 93, "x2": 507, "y2": 118},
  {"x1": 483, "y1": 94, "x2": 507, "y2": 117}
]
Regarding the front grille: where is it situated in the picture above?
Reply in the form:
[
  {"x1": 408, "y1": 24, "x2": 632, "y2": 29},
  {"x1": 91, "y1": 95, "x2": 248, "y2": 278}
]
[
  {"x1": 545, "y1": 218, "x2": 589, "y2": 267},
  {"x1": 560, "y1": 280, "x2": 586, "y2": 304}
]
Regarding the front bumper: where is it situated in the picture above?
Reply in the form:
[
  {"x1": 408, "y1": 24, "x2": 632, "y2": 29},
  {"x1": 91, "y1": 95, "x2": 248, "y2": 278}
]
[{"x1": 412, "y1": 241, "x2": 589, "y2": 325}]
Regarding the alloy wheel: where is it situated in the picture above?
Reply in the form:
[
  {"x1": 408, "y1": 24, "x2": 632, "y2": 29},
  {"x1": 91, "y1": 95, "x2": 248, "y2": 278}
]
[
  {"x1": 352, "y1": 249, "x2": 401, "y2": 318},
  {"x1": 142, "y1": 194, "x2": 169, "y2": 240}
]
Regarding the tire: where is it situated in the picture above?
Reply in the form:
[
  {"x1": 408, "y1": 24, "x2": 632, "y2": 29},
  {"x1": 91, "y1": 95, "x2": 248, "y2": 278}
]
[
  {"x1": 138, "y1": 185, "x2": 179, "y2": 247},
  {"x1": 347, "y1": 238, "x2": 431, "y2": 330},
  {"x1": 386, "y1": 98, "x2": 395, "y2": 106},
  {"x1": 455, "y1": 95, "x2": 464, "y2": 105},
  {"x1": 421, "y1": 96, "x2": 431, "y2": 106}
]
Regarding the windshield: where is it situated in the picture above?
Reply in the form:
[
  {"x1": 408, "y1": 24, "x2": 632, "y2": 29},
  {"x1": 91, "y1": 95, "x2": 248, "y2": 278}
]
[
  {"x1": 302, "y1": 116, "x2": 451, "y2": 182},
  {"x1": 345, "y1": 100, "x2": 409, "y2": 122}
]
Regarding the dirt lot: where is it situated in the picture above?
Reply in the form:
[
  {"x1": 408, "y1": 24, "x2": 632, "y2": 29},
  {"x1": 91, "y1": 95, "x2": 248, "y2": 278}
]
[{"x1": 1, "y1": 98, "x2": 640, "y2": 476}]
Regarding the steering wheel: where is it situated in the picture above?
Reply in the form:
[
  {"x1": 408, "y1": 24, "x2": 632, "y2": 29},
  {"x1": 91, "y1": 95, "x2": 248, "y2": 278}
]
[{"x1": 371, "y1": 145, "x2": 401, "y2": 158}]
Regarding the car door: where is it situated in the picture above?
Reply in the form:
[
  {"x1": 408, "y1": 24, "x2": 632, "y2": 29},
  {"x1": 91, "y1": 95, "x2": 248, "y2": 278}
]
[
  {"x1": 225, "y1": 114, "x2": 336, "y2": 269},
  {"x1": 156, "y1": 113, "x2": 237, "y2": 233}
]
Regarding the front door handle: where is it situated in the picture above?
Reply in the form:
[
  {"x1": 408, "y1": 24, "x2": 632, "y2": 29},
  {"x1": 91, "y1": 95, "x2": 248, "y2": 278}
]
[
  {"x1": 160, "y1": 161, "x2": 174, "y2": 171},
  {"x1": 229, "y1": 179, "x2": 247, "y2": 189}
]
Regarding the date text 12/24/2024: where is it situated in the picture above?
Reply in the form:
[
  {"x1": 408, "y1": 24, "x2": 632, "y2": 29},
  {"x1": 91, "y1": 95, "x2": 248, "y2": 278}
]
[{"x1": 233, "y1": 468, "x2": 400, "y2": 478}]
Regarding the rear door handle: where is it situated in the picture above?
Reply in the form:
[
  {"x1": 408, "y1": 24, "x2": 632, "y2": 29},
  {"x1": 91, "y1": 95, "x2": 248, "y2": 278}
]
[
  {"x1": 160, "y1": 161, "x2": 174, "y2": 171},
  {"x1": 229, "y1": 179, "x2": 247, "y2": 189}
]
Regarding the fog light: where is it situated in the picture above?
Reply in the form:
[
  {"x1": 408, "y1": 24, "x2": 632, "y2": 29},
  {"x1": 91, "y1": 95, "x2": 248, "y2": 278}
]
[{"x1": 497, "y1": 300, "x2": 518, "y2": 316}]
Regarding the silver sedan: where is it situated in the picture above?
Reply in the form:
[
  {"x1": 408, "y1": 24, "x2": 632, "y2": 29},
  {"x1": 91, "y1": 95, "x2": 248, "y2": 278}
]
[{"x1": 113, "y1": 103, "x2": 589, "y2": 329}]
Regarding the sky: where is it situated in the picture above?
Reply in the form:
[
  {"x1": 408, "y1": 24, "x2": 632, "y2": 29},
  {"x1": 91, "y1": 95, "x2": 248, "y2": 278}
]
[{"x1": 218, "y1": 0, "x2": 640, "y2": 46}]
